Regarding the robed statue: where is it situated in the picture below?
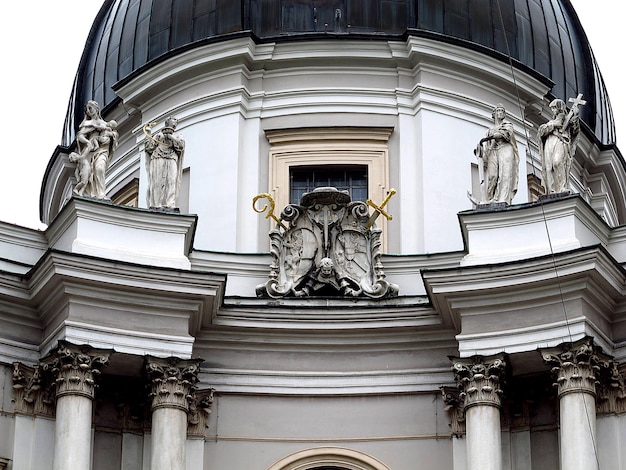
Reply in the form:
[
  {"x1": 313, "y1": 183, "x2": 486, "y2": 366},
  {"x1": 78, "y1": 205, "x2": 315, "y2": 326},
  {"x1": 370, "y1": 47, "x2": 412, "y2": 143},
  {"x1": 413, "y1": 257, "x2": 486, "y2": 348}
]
[
  {"x1": 538, "y1": 95, "x2": 585, "y2": 195},
  {"x1": 145, "y1": 117, "x2": 185, "y2": 210},
  {"x1": 470, "y1": 104, "x2": 519, "y2": 206}
]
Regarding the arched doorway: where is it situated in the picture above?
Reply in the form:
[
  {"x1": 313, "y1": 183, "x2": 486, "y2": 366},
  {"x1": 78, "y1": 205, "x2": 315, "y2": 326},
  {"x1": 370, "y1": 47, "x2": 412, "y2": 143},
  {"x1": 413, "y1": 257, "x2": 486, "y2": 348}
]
[{"x1": 266, "y1": 447, "x2": 392, "y2": 470}]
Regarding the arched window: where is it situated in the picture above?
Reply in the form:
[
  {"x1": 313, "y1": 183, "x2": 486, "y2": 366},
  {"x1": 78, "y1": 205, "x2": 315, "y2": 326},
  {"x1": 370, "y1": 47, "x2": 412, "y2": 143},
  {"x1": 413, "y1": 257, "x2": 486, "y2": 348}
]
[{"x1": 266, "y1": 447, "x2": 392, "y2": 470}]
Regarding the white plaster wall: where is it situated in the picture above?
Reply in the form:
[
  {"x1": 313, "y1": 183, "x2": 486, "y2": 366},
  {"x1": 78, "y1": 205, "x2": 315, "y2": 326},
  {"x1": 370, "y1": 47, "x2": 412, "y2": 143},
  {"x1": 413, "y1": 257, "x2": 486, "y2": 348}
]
[{"x1": 104, "y1": 37, "x2": 544, "y2": 256}]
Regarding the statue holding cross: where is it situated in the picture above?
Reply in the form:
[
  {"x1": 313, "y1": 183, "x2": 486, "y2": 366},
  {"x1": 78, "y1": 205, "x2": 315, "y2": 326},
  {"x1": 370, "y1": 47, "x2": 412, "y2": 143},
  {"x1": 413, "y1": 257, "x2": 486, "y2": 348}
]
[{"x1": 538, "y1": 94, "x2": 585, "y2": 195}]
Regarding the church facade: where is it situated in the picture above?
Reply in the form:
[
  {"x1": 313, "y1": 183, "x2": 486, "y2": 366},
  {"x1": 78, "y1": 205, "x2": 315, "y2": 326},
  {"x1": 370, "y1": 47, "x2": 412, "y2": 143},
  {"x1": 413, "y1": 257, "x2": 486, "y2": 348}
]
[{"x1": 1, "y1": 1, "x2": 625, "y2": 469}]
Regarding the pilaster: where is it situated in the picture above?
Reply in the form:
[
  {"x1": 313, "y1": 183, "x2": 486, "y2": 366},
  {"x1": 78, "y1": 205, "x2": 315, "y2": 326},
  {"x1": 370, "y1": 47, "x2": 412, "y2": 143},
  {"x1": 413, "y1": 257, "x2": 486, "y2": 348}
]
[
  {"x1": 12, "y1": 362, "x2": 55, "y2": 417},
  {"x1": 187, "y1": 388, "x2": 215, "y2": 438},
  {"x1": 597, "y1": 361, "x2": 626, "y2": 415}
]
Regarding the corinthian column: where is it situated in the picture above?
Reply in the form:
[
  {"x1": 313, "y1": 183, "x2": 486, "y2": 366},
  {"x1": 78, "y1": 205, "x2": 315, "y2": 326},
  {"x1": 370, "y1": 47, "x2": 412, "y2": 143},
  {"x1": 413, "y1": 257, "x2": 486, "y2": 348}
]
[
  {"x1": 453, "y1": 355, "x2": 506, "y2": 470},
  {"x1": 542, "y1": 337, "x2": 609, "y2": 470},
  {"x1": 145, "y1": 356, "x2": 203, "y2": 470},
  {"x1": 43, "y1": 341, "x2": 112, "y2": 470}
]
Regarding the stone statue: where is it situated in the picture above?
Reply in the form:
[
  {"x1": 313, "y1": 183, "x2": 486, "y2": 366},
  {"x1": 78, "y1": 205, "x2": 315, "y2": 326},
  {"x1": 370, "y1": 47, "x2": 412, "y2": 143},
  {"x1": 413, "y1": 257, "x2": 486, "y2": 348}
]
[
  {"x1": 538, "y1": 94, "x2": 585, "y2": 195},
  {"x1": 471, "y1": 104, "x2": 519, "y2": 205},
  {"x1": 255, "y1": 187, "x2": 399, "y2": 299},
  {"x1": 145, "y1": 117, "x2": 185, "y2": 210},
  {"x1": 69, "y1": 101, "x2": 118, "y2": 199}
]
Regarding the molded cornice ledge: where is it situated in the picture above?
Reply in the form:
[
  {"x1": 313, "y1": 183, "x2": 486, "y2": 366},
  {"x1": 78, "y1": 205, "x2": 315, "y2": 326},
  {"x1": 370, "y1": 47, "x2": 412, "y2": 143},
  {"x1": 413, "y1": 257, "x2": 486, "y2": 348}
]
[
  {"x1": 422, "y1": 245, "x2": 624, "y2": 359},
  {"x1": 45, "y1": 197, "x2": 197, "y2": 270},
  {"x1": 458, "y1": 195, "x2": 612, "y2": 266},
  {"x1": 27, "y1": 250, "x2": 226, "y2": 358}
]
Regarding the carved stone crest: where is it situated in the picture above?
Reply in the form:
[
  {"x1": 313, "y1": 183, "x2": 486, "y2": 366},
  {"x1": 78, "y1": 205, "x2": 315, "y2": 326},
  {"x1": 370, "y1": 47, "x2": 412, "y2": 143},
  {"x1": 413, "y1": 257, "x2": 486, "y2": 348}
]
[{"x1": 256, "y1": 187, "x2": 398, "y2": 298}]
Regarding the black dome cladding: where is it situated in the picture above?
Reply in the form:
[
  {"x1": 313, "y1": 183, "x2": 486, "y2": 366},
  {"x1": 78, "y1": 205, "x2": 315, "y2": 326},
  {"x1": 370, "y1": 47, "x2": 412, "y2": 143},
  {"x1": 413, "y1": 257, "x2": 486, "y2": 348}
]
[{"x1": 63, "y1": 0, "x2": 614, "y2": 147}]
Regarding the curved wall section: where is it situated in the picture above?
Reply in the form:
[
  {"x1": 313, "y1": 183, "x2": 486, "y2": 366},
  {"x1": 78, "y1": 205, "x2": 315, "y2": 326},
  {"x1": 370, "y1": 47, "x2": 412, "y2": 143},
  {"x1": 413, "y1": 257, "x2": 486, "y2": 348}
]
[{"x1": 64, "y1": 0, "x2": 613, "y2": 147}]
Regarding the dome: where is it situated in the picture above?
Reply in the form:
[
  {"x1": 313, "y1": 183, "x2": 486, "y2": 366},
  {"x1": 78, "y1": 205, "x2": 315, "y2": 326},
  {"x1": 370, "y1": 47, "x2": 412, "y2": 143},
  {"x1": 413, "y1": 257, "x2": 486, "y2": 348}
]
[{"x1": 64, "y1": 0, "x2": 614, "y2": 147}]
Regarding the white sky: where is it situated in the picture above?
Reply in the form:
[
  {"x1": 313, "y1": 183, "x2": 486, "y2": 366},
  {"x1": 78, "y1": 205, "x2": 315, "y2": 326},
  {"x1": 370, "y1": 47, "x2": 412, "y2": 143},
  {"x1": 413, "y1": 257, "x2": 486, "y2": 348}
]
[{"x1": 0, "y1": 1, "x2": 623, "y2": 230}]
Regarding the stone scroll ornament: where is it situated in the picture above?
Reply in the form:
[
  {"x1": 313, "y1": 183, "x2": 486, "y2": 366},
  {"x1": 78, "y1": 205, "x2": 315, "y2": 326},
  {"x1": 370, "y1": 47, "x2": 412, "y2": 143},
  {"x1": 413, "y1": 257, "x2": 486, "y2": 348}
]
[{"x1": 254, "y1": 187, "x2": 399, "y2": 299}]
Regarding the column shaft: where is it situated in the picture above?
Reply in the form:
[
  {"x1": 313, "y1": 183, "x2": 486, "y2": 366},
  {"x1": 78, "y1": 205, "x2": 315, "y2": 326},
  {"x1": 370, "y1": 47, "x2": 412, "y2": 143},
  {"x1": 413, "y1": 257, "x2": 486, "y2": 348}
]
[
  {"x1": 151, "y1": 407, "x2": 188, "y2": 470},
  {"x1": 42, "y1": 341, "x2": 112, "y2": 470},
  {"x1": 542, "y1": 337, "x2": 608, "y2": 470},
  {"x1": 452, "y1": 355, "x2": 506, "y2": 470},
  {"x1": 559, "y1": 391, "x2": 597, "y2": 470},
  {"x1": 466, "y1": 405, "x2": 502, "y2": 470},
  {"x1": 54, "y1": 395, "x2": 93, "y2": 470},
  {"x1": 145, "y1": 356, "x2": 203, "y2": 470}
]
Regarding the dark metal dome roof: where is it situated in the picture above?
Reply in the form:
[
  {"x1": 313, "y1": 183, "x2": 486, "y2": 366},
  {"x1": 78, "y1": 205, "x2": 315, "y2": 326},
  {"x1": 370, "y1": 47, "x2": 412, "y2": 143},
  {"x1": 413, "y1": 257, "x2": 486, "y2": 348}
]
[{"x1": 64, "y1": 0, "x2": 614, "y2": 146}]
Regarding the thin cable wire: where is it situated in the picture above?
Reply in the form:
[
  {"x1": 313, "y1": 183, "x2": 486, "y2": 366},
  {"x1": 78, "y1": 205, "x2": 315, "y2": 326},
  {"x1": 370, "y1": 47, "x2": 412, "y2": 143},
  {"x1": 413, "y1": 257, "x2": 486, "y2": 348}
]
[{"x1": 493, "y1": 1, "x2": 601, "y2": 468}]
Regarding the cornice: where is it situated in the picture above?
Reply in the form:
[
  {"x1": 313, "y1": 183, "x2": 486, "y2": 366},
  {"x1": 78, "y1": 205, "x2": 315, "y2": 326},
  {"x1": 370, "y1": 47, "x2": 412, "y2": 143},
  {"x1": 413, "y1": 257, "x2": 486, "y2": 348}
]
[
  {"x1": 20, "y1": 249, "x2": 225, "y2": 358},
  {"x1": 423, "y1": 245, "x2": 626, "y2": 357},
  {"x1": 457, "y1": 195, "x2": 614, "y2": 266},
  {"x1": 214, "y1": 296, "x2": 440, "y2": 330},
  {"x1": 46, "y1": 197, "x2": 197, "y2": 257},
  {"x1": 423, "y1": 245, "x2": 623, "y2": 297},
  {"x1": 194, "y1": 326, "x2": 457, "y2": 352},
  {"x1": 198, "y1": 366, "x2": 454, "y2": 395}
]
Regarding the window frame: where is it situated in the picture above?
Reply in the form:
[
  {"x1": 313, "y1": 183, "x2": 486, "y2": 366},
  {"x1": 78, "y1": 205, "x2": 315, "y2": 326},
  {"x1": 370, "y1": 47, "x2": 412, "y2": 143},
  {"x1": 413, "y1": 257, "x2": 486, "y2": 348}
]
[{"x1": 267, "y1": 127, "x2": 393, "y2": 242}]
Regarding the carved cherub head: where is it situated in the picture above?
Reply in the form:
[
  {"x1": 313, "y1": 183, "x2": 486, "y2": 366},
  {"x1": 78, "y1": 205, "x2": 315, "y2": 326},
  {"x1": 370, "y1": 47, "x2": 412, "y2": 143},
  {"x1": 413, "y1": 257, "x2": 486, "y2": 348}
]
[{"x1": 319, "y1": 257, "x2": 334, "y2": 278}]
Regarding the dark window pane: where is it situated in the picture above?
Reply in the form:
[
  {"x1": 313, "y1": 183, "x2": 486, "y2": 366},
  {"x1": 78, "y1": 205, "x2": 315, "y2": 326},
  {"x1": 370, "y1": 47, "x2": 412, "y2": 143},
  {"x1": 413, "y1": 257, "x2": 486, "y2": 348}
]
[{"x1": 290, "y1": 165, "x2": 368, "y2": 204}]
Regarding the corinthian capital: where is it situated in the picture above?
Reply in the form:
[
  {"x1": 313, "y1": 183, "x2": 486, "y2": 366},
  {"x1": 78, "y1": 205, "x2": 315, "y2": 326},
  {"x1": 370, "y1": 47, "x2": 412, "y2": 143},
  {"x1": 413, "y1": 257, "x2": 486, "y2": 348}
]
[
  {"x1": 145, "y1": 356, "x2": 203, "y2": 412},
  {"x1": 12, "y1": 362, "x2": 55, "y2": 416},
  {"x1": 597, "y1": 361, "x2": 626, "y2": 415},
  {"x1": 452, "y1": 355, "x2": 507, "y2": 409},
  {"x1": 541, "y1": 337, "x2": 610, "y2": 398},
  {"x1": 42, "y1": 341, "x2": 112, "y2": 400}
]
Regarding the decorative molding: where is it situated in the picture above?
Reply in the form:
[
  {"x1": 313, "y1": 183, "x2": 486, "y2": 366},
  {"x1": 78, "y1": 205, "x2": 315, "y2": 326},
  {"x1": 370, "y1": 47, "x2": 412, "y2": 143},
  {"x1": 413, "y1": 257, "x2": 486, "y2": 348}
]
[
  {"x1": 597, "y1": 361, "x2": 626, "y2": 415},
  {"x1": 187, "y1": 388, "x2": 215, "y2": 437},
  {"x1": 440, "y1": 386, "x2": 465, "y2": 436},
  {"x1": 145, "y1": 356, "x2": 203, "y2": 412},
  {"x1": 452, "y1": 355, "x2": 507, "y2": 409},
  {"x1": 42, "y1": 340, "x2": 112, "y2": 400},
  {"x1": 541, "y1": 337, "x2": 610, "y2": 398},
  {"x1": 266, "y1": 446, "x2": 392, "y2": 470},
  {"x1": 11, "y1": 362, "x2": 55, "y2": 417}
]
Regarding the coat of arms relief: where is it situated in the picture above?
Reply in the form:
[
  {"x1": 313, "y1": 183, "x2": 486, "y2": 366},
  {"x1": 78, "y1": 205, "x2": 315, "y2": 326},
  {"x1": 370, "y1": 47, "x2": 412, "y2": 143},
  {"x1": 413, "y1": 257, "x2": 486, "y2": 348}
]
[{"x1": 255, "y1": 187, "x2": 399, "y2": 299}]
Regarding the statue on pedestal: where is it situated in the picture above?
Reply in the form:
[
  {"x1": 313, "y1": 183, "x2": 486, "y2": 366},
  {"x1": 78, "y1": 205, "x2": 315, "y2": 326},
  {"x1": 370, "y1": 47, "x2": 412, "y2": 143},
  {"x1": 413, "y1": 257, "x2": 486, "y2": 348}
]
[
  {"x1": 145, "y1": 117, "x2": 185, "y2": 210},
  {"x1": 470, "y1": 104, "x2": 519, "y2": 206},
  {"x1": 254, "y1": 187, "x2": 399, "y2": 299},
  {"x1": 69, "y1": 100, "x2": 118, "y2": 199},
  {"x1": 538, "y1": 94, "x2": 585, "y2": 195}
]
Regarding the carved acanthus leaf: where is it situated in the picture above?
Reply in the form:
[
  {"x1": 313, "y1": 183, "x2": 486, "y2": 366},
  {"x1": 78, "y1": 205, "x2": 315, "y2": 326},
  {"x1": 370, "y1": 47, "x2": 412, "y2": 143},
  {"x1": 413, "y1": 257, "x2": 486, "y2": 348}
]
[
  {"x1": 541, "y1": 337, "x2": 610, "y2": 398},
  {"x1": 452, "y1": 355, "x2": 507, "y2": 409},
  {"x1": 145, "y1": 356, "x2": 203, "y2": 412}
]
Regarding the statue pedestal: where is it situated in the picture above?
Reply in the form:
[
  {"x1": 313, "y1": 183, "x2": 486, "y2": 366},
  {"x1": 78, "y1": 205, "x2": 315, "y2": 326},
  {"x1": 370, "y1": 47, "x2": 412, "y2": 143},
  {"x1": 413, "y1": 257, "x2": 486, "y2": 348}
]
[
  {"x1": 474, "y1": 202, "x2": 508, "y2": 210},
  {"x1": 538, "y1": 191, "x2": 572, "y2": 201}
]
